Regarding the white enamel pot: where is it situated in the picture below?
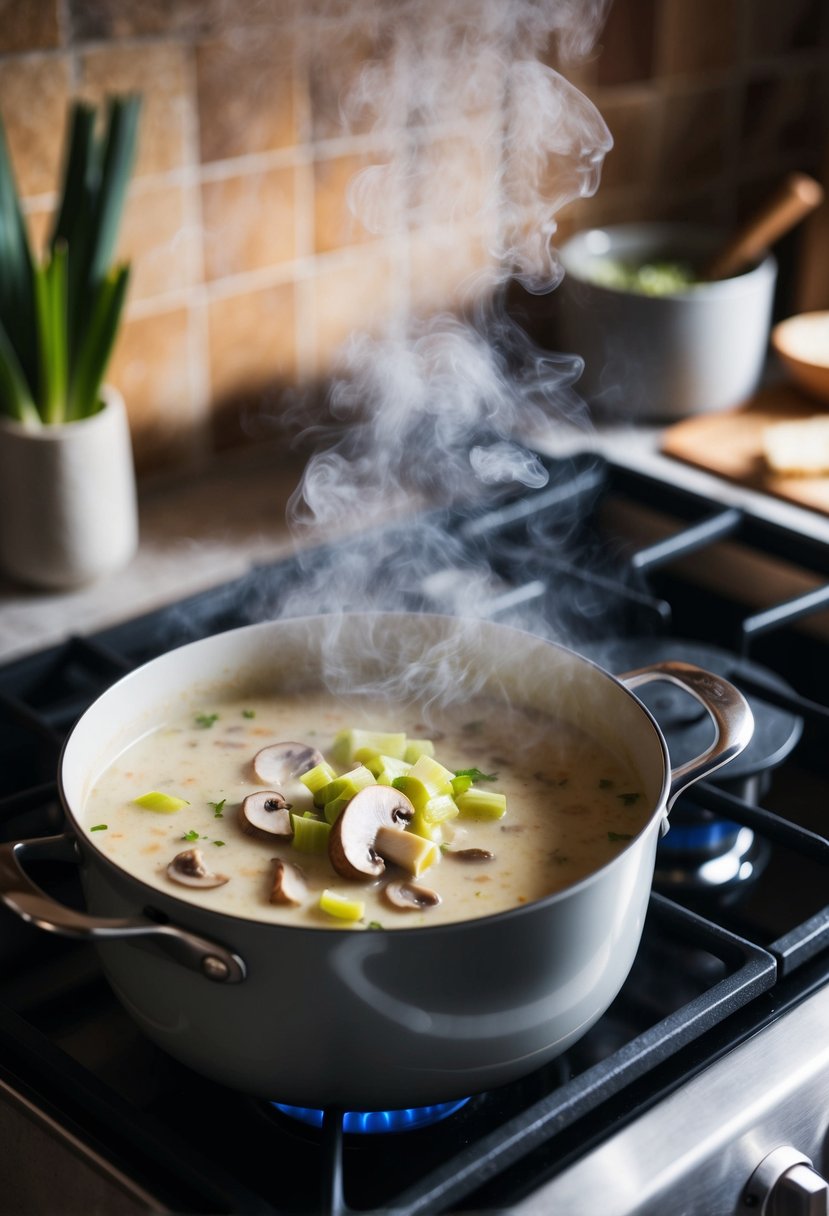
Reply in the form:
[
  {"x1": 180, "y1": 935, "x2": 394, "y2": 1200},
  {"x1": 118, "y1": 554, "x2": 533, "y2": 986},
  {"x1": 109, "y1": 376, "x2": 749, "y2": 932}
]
[{"x1": 0, "y1": 614, "x2": 753, "y2": 1109}]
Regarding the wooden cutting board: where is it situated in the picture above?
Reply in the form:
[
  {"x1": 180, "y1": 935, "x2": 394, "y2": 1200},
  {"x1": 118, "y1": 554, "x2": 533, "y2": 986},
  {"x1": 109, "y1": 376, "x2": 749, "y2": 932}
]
[{"x1": 661, "y1": 384, "x2": 829, "y2": 516}]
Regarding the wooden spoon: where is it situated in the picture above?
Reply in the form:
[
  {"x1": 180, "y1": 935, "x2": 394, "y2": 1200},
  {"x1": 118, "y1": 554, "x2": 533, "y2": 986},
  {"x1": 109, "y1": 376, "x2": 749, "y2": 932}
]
[{"x1": 702, "y1": 172, "x2": 824, "y2": 281}]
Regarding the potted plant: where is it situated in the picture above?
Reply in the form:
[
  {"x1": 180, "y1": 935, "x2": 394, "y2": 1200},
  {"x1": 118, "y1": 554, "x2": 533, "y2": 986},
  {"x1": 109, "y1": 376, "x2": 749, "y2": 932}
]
[{"x1": 0, "y1": 94, "x2": 141, "y2": 589}]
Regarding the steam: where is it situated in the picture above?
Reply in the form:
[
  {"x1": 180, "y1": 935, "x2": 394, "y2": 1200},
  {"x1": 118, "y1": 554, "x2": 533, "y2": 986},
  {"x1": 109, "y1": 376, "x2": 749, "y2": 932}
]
[{"x1": 278, "y1": 0, "x2": 614, "y2": 698}]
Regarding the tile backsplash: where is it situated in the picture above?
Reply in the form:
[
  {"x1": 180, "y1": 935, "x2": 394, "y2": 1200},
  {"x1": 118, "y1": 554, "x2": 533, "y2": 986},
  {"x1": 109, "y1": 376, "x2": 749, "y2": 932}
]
[{"x1": 1, "y1": 0, "x2": 827, "y2": 475}]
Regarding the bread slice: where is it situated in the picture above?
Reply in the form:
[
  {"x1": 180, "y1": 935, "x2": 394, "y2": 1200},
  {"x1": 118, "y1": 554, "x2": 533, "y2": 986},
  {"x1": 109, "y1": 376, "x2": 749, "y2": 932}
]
[{"x1": 763, "y1": 415, "x2": 829, "y2": 475}]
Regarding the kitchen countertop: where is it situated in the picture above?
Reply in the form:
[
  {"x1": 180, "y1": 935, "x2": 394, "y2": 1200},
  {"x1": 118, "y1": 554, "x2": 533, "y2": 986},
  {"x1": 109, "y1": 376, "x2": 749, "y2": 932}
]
[{"x1": 2, "y1": 420, "x2": 828, "y2": 666}]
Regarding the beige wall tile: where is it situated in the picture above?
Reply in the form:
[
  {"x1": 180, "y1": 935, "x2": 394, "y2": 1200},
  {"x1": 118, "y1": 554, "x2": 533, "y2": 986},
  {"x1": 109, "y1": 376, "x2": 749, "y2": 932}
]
[
  {"x1": 118, "y1": 181, "x2": 201, "y2": 302},
  {"x1": 207, "y1": 282, "x2": 297, "y2": 403},
  {"x1": 0, "y1": 0, "x2": 60, "y2": 52},
  {"x1": 658, "y1": 0, "x2": 741, "y2": 77},
  {"x1": 69, "y1": 0, "x2": 218, "y2": 40},
  {"x1": 657, "y1": 86, "x2": 729, "y2": 184},
  {"x1": 309, "y1": 23, "x2": 383, "y2": 141},
  {"x1": 109, "y1": 306, "x2": 203, "y2": 472},
  {"x1": 309, "y1": 245, "x2": 400, "y2": 375},
  {"x1": 79, "y1": 43, "x2": 193, "y2": 178},
  {"x1": 597, "y1": 91, "x2": 659, "y2": 191},
  {"x1": 314, "y1": 152, "x2": 385, "y2": 253},
  {"x1": 740, "y1": 68, "x2": 825, "y2": 169},
  {"x1": 408, "y1": 225, "x2": 498, "y2": 318},
  {"x1": 596, "y1": 0, "x2": 658, "y2": 86},
  {"x1": 196, "y1": 29, "x2": 299, "y2": 163},
  {"x1": 0, "y1": 55, "x2": 71, "y2": 197},
  {"x1": 202, "y1": 166, "x2": 296, "y2": 281}
]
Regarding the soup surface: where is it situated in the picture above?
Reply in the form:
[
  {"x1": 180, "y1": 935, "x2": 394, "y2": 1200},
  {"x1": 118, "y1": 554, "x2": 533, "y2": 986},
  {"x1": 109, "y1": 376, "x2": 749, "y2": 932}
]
[{"x1": 82, "y1": 692, "x2": 649, "y2": 929}]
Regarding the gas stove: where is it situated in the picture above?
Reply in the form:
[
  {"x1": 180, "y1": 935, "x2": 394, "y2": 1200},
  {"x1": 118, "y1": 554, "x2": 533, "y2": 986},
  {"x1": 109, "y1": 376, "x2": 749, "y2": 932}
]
[{"x1": 1, "y1": 450, "x2": 828, "y2": 1215}]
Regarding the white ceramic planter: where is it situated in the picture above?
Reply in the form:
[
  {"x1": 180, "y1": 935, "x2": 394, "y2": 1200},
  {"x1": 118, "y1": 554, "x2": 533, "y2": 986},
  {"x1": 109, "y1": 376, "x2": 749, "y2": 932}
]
[{"x1": 0, "y1": 386, "x2": 138, "y2": 590}]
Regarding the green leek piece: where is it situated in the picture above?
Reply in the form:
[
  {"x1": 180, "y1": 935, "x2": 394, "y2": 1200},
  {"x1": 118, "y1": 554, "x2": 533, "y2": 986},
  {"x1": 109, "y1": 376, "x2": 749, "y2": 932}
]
[
  {"x1": 455, "y1": 788, "x2": 507, "y2": 820},
  {"x1": 323, "y1": 794, "x2": 352, "y2": 825},
  {"x1": 133, "y1": 790, "x2": 190, "y2": 813},
  {"x1": 319, "y1": 888, "x2": 365, "y2": 922},
  {"x1": 373, "y1": 755, "x2": 412, "y2": 785},
  {"x1": 331, "y1": 729, "x2": 407, "y2": 768},
  {"x1": 299, "y1": 760, "x2": 337, "y2": 798},
  {"x1": 291, "y1": 813, "x2": 331, "y2": 853},
  {"x1": 451, "y1": 773, "x2": 473, "y2": 797},
  {"x1": 403, "y1": 739, "x2": 435, "y2": 763},
  {"x1": 393, "y1": 754, "x2": 454, "y2": 812},
  {"x1": 317, "y1": 764, "x2": 375, "y2": 810},
  {"x1": 411, "y1": 793, "x2": 459, "y2": 841}
]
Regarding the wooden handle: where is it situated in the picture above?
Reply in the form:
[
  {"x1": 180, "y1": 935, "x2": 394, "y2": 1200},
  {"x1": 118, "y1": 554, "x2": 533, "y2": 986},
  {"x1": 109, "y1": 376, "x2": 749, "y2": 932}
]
[{"x1": 703, "y1": 172, "x2": 824, "y2": 281}]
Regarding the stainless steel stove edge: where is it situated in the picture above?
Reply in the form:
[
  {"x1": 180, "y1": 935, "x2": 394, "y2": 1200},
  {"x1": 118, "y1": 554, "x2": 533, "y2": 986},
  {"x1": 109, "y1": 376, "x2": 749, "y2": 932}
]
[{"x1": 511, "y1": 981, "x2": 829, "y2": 1216}]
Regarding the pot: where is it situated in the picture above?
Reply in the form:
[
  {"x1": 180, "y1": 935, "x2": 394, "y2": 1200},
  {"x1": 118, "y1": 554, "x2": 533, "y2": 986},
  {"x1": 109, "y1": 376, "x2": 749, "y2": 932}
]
[
  {"x1": 0, "y1": 613, "x2": 752, "y2": 1109},
  {"x1": 554, "y1": 223, "x2": 777, "y2": 421}
]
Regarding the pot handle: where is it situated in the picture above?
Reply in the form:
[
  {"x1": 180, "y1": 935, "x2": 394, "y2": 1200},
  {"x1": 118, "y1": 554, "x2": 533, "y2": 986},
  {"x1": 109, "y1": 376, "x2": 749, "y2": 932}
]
[
  {"x1": 621, "y1": 660, "x2": 754, "y2": 810},
  {"x1": 0, "y1": 834, "x2": 246, "y2": 984}
]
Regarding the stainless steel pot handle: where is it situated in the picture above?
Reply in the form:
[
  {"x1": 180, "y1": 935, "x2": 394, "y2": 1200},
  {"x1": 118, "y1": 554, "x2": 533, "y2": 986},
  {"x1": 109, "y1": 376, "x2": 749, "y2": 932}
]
[
  {"x1": 0, "y1": 834, "x2": 246, "y2": 984},
  {"x1": 621, "y1": 660, "x2": 754, "y2": 810}
]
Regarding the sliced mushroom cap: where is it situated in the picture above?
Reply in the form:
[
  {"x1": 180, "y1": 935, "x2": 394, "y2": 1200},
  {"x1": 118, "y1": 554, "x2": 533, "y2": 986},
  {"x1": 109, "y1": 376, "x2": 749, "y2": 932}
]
[
  {"x1": 270, "y1": 858, "x2": 307, "y2": 906},
  {"x1": 239, "y1": 791, "x2": 294, "y2": 840},
  {"x1": 252, "y1": 742, "x2": 324, "y2": 786},
  {"x1": 383, "y1": 880, "x2": 441, "y2": 910},
  {"x1": 446, "y1": 847, "x2": 494, "y2": 862},
  {"x1": 167, "y1": 848, "x2": 229, "y2": 889},
  {"x1": 328, "y1": 785, "x2": 415, "y2": 881}
]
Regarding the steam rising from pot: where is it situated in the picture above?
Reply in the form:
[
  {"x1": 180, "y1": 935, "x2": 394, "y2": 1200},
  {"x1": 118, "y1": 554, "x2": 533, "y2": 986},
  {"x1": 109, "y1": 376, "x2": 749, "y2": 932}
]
[{"x1": 275, "y1": 0, "x2": 614, "y2": 686}]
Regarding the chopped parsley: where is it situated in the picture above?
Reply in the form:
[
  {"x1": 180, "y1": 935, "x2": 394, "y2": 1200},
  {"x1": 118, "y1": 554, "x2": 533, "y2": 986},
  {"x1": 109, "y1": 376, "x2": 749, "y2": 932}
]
[
  {"x1": 195, "y1": 712, "x2": 219, "y2": 729},
  {"x1": 209, "y1": 798, "x2": 226, "y2": 818},
  {"x1": 90, "y1": 824, "x2": 108, "y2": 832},
  {"x1": 366, "y1": 921, "x2": 384, "y2": 930},
  {"x1": 608, "y1": 831, "x2": 634, "y2": 842},
  {"x1": 242, "y1": 709, "x2": 256, "y2": 719},
  {"x1": 182, "y1": 829, "x2": 202, "y2": 842},
  {"x1": 454, "y1": 767, "x2": 498, "y2": 783},
  {"x1": 213, "y1": 840, "x2": 226, "y2": 847},
  {"x1": 617, "y1": 792, "x2": 641, "y2": 807}
]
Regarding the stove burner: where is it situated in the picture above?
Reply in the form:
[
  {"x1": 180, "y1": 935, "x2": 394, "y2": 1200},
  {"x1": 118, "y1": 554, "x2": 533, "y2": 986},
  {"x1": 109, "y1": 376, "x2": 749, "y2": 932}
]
[
  {"x1": 272, "y1": 1097, "x2": 470, "y2": 1134},
  {"x1": 583, "y1": 638, "x2": 803, "y2": 894}
]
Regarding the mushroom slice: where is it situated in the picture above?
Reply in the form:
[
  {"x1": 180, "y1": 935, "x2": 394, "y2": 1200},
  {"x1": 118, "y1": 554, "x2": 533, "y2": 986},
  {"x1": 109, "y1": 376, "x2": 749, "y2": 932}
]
[
  {"x1": 328, "y1": 785, "x2": 415, "y2": 881},
  {"x1": 446, "y1": 847, "x2": 494, "y2": 862},
  {"x1": 167, "y1": 848, "x2": 229, "y2": 889},
  {"x1": 252, "y1": 742, "x2": 324, "y2": 786},
  {"x1": 270, "y1": 858, "x2": 307, "y2": 906},
  {"x1": 383, "y1": 880, "x2": 441, "y2": 910},
  {"x1": 239, "y1": 791, "x2": 294, "y2": 840}
]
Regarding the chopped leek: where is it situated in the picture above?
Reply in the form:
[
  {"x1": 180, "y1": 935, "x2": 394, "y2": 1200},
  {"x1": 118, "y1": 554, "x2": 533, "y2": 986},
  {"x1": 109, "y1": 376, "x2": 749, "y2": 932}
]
[
  {"x1": 332, "y1": 729, "x2": 407, "y2": 767},
  {"x1": 403, "y1": 739, "x2": 435, "y2": 763},
  {"x1": 299, "y1": 760, "x2": 337, "y2": 798},
  {"x1": 319, "y1": 889, "x2": 365, "y2": 922},
  {"x1": 455, "y1": 788, "x2": 507, "y2": 820},
  {"x1": 133, "y1": 790, "x2": 189, "y2": 813},
  {"x1": 291, "y1": 814, "x2": 331, "y2": 853}
]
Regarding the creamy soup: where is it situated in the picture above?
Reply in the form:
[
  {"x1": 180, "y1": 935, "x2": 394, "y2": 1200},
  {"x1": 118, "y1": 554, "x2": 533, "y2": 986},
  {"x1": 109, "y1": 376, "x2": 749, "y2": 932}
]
[{"x1": 82, "y1": 693, "x2": 649, "y2": 930}]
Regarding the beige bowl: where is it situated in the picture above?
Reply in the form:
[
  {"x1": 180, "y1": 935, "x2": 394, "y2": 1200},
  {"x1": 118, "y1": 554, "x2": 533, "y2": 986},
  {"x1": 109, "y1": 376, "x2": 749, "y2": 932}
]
[{"x1": 771, "y1": 312, "x2": 829, "y2": 405}]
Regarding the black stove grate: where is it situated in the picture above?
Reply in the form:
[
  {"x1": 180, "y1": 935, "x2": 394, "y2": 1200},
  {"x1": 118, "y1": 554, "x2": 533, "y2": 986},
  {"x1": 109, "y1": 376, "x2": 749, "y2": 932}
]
[{"x1": 1, "y1": 451, "x2": 828, "y2": 1214}]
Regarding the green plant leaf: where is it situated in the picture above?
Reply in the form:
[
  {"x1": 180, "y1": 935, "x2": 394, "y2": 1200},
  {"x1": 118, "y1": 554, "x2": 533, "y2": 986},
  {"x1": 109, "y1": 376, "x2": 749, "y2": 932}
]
[
  {"x1": 66, "y1": 263, "x2": 130, "y2": 422},
  {"x1": 86, "y1": 96, "x2": 141, "y2": 290},
  {"x1": 0, "y1": 115, "x2": 37, "y2": 403},
  {"x1": 34, "y1": 242, "x2": 69, "y2": 424},
  {"x1": 0, "y1": 316, "x2": 40, "y2": 426}
]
